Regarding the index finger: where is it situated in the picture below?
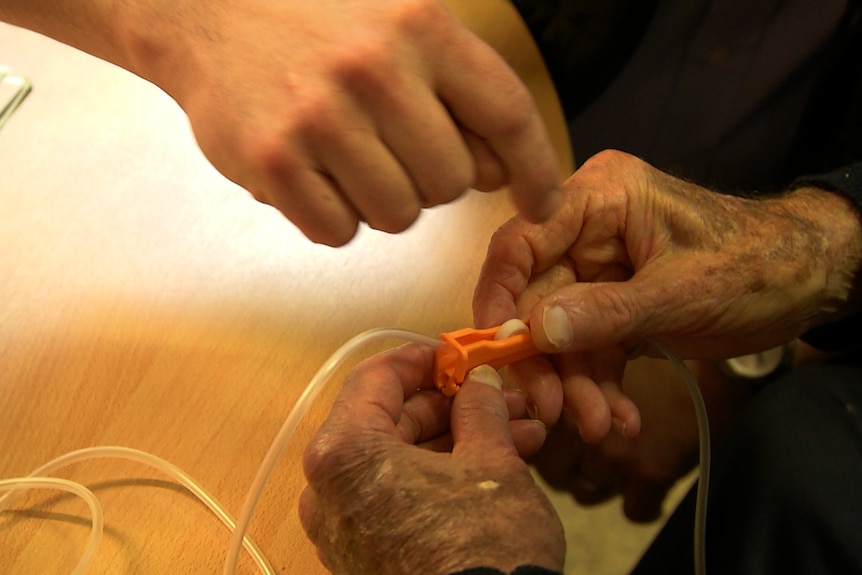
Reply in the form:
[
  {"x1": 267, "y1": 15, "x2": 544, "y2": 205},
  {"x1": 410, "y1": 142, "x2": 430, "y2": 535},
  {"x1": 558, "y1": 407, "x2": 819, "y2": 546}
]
[
  {"x1": 329, "y1": 343, "x2": 438, "y2": 434},
  {"x1": 473, "y1": 215, "x2": 557, "y2": 328},
  {"x1": 472, "y1": 190, "x2": 587, "y2": 329},
  {"x1": 434, "y1": 25, "x2": 561, "y2": 221}
]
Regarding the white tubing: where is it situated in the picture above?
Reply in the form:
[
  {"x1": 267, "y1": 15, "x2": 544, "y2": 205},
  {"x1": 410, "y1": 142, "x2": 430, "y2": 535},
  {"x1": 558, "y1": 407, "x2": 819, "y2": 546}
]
[{"x1": 0, "y1": 477, "x2": 103, "y2": 575}]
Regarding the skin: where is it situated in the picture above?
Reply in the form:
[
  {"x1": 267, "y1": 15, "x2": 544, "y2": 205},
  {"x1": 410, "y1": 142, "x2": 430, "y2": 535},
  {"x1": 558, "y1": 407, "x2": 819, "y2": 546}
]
[
  {"x1": 299, "y1": 345, "x2": 565, "y2": 574},
  {"x1": 473, "y1": 148, "x2": 862, "y2": 517},
  {"x1": 0, "y1": 0, "x2": 561, "y2": 246}
]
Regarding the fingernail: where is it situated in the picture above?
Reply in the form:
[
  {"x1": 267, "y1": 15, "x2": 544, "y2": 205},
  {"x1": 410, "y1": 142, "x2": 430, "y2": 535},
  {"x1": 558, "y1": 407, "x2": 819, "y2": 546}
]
[
  {"x1": 467, "y1": 364, "x2": 502, "y2": 390},
  {"x1": 525, "y1": 396, "x2": 539, "y2": 421},
  {"x1": 613, "y1": 417, "x2": 629, "y2": 439},
  {"x1": 543, "y1": 305, "x2": 572, "y2": 349}
]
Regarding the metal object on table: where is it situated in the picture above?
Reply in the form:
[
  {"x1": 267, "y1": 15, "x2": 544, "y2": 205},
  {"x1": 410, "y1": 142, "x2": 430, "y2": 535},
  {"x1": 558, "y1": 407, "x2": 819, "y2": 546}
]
[{"x1": 0, "y1": 67, "x2": 32, "y2": 130}]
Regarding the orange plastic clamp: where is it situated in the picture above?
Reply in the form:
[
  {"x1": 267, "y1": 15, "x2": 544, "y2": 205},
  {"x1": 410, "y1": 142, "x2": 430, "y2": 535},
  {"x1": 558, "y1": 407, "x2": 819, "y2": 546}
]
[{"x1": 434, "y1": 322, "x2": 541, "y2": 396}]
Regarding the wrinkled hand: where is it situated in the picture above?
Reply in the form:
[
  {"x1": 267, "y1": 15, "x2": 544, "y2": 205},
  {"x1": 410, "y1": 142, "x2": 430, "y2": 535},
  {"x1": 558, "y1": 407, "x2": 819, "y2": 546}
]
[
  {"x1": 533, "y1": 357, "x2": 755, "y2": 523},
  {"x1": 473, "y1": 149, "x2": 861, "y2": 442},
  {"x1": 299, "y1": 344, "x2": 565, "y2": 575},
  {"x1": 126, "y1": 0, "x2": 560, "y2": 246}
]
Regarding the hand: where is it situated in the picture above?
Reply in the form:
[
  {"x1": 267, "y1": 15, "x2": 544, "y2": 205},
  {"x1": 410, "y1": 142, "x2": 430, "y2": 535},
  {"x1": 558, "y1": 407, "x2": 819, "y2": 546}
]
[
  {"x1": 299, "y1": 345, "x2": 565, "y2": 575},
  {"x1": 122, "y1": 0, "x2": 561, "y2": 246},
  {"x1": 532, "y1": 357, "x2": 753, "y2": 523},
  {"x1": 473, "y1": 149, "x2": 861, "y2": 441}
]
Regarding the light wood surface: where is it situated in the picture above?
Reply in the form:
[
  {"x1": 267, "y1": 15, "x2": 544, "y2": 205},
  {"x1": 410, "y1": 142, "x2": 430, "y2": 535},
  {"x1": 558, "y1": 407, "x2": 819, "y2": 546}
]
[{"x1": 0, "y1": 4, "x2": 571, "y2": 574}]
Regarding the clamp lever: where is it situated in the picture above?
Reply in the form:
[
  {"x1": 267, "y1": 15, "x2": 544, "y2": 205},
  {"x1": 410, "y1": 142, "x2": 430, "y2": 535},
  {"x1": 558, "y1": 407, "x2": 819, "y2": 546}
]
[{"x1": 434, "y1": 319, "x2": 541, "y2": 396}]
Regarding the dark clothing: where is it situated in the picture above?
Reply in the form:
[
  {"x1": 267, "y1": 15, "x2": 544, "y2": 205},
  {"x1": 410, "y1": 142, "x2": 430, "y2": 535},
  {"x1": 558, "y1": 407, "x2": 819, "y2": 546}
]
[
  {"x1": 515, "y1": 0, "x2": 858, "y2": 193},
  {"x1": 632, "y1": 364, "x2": 862, "y2": 575}
]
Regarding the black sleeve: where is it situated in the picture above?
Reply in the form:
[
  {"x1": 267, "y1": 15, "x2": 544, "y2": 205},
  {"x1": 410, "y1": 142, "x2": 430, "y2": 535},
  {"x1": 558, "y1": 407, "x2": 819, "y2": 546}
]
[
  {"x1": 792, "y1": 163, "x2": 862, "y2": 351},
  {"x1": 793, "y1": 162, "x2": 862, "y2": 210},
  {"x1": 450, "y1": 566, "x2": 562, "y2": 575}
]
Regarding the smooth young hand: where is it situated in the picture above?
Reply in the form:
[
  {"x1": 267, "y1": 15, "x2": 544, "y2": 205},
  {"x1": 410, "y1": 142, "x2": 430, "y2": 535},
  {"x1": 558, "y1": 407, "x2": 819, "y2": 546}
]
[
  {"x1": 1, "y1": 0, "x2": 561, "y2": 245},
  {"x1": 127, "y1": 0, "x2": 561, "y2": 245}
]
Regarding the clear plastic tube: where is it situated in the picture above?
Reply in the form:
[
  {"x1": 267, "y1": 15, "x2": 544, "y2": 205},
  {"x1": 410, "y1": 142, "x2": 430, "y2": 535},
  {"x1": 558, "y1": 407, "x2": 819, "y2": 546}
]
[
  {"x1": 645, "y1": 338, "x2": 710, "y2": 575},
  {"x1": 223, "y1": 328, "x2": 439, "y2": 575},
  {"x1": 1, "y1": 446, "x2": 274, "y2": 575},
  {"x1": 0, "y1": 476, "x2": 103, "y2": 575}
]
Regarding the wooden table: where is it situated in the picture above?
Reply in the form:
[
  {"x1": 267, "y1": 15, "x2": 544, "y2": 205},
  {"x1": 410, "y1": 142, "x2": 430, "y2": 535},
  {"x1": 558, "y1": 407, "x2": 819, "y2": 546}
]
[{"x1": 0, "y1": 3, "x2": 571, "y2": 573}]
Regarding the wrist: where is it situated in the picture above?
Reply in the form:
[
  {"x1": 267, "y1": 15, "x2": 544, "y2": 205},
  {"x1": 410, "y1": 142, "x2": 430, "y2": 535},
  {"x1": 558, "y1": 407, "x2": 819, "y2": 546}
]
[
  {"x1": 0, "y1": 0, "x2": 132, "y2": 69},
  {"x1": 779, "y1": 187, "x2": 862, "y2": 327},
  {"x1": 117, "y1": 0, "x2": 202, "y2": 104}
]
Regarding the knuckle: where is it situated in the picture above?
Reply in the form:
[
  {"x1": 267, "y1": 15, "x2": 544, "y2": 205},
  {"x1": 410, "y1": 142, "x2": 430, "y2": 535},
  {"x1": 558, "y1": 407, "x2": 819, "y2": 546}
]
[
  {"x1": 243, "y1": 127, "x2": 303, "y2": 181},
  {"x1": 391, "y1": 0, "x2": 450, "y2": 35},
  {"x1": 292, "y1": 96, "x2": 344, "y2": 143},
  {"x1": 578, "y1": 149, "x2": 647, "y2": 179},
  {"x1": 329, "y1": 36, "x2": 401, "y2": 98},
  {"x1": 593, "y1": 286, "x2": 639, "y2": 334},
  {"x1": 302, "y1": 429, "x2": 359, "y2": 486}
]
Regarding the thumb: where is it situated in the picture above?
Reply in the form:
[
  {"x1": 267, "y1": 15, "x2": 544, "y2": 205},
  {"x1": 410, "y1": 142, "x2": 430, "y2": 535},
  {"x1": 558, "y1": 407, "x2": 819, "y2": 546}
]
[
  {"x1": 531, "y1": 282, "x2": 651, "y2": 352},
  {"x1": 450, "y1": 365, "x2": 517, "y2": 456}
]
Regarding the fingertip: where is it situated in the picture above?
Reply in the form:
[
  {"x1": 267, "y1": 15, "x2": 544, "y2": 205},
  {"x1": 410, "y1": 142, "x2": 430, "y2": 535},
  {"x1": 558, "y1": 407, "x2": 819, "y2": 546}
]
[
  {"x1": 610, "y1": 392, "x2": 642, "y2": 440},
  {"x1": 451, "y1": 365, "x2": 512, "y2": 449},
  {"x1": 613, "y1": 410, "x2": 642, "y2": 441},
  {"x1": 521, "y1": 187, "x2": 562, "y2": 223},
  {"x1": 465, "y1": 364, "x2": 502, "y2": 391},
  {"x1": 311, "y1": 222, "x2": 361, "y2": 247},
  {"x1": 504, "y1": 139, "x2": 562, "y2": 222},
  {"x1": 365, "y1": 200, "x2": 421, "y2": 235},
  {"x1": 577, "y1": 419, "x2": 613, "y2": 445},
  {"x1": 452, "y1": 364, "x2": 507, "y2": 425},
  {"x1": 277, "y1": 197, "x2": 360, "y2": 246},
  {"x1": 571, "y1": 406, "x2": 612, "y2": 445},
  {"x1": 536, "y1": 304, "x2": 573, "y2": 351},
  {"x1": 510, "y1": 418, "x2": 548, "y2": 459}
]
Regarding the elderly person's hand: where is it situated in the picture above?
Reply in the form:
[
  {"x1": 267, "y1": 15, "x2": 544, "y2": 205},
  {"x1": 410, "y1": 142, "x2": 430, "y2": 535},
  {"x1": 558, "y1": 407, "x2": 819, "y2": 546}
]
[
  {"x1": 299, "y1": 344, "x2": 565, "y2": 575},
  {"x1": 473, "y1": 149, "x2": 862, "y2": 443}
]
